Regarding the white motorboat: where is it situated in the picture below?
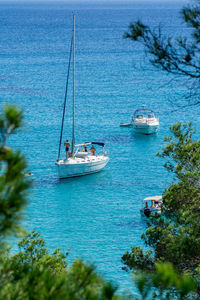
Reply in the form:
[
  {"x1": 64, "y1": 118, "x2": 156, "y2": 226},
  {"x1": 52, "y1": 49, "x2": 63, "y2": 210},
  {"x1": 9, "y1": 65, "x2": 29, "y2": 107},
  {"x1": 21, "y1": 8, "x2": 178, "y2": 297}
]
[
  {"x1": 132, "y1": 105, "x2": 159, "y2": 134},
  {"x1": 56, "y1": 14, "x2": 109, "y2": 179},
  {"x1": 140, "y1": 195, "x2": 162, "y2": 217}
]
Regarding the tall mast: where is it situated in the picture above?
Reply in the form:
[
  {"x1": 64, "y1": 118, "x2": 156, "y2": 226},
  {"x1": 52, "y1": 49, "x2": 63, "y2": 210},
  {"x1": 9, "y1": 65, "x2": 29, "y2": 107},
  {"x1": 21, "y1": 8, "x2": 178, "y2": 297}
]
[
  {"x1": 57, "y1": 35, "x2": 73, "y2": 161},
  {"x1": 72, "y1": 13, "x2": 75, "y2": 156}
]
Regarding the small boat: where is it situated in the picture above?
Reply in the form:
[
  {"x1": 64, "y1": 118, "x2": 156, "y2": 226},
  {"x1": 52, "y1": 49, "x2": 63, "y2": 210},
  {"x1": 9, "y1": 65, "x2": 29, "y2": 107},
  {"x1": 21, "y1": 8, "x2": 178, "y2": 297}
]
[
  {"x1": 140, "y1": 195, "x2": 162, "y2": 217},
  {"x1": 120, "y1": 123, "x2": 132, "y2": 127},
  {"x1": 132, "y1": 105, "x2": 159, "y2": 135},
  {"x1": 56, "y1": 14, "x2": 109, "y2": 179}
]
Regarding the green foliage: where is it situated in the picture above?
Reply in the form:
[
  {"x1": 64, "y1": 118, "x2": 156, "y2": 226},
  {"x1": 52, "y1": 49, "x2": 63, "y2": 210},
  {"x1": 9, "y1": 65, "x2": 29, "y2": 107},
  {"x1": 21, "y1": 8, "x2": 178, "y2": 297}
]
[
  {"x1": 157, "y1": 123, "x2": 200, "y2": 216},
  {"x1": 134, "y1": 263, "x2": 197, "y2": 299},
  {"x1": 0, "y1": 104, "x2": 123, "y2": 300},
  {"x1": 123, "y1": 21, "x2": 148, "y2": 41},
  {"x1": 158, "y1": 123, "x2": 199, "y2": 179},
  {"x1": 122, "y1": 247, "x2": 154, "y2": 272},
  {"x1": 0, "y1": 104, "x2": 23, "y2": 144},
  {"x1": 182, "y1": 0, "x2": 200, "y2": 43},
  {"x1": 0, "y1": 105, "x2": 31, "y2": 242},
  {"x1": 122, "y1": 122, "x2": 200, "y2": 297},
  {"x1": 0, "y1": 104, "x2": 197, "y2": 299},
  {"x1": 0, "y1": 231, "x2": 121, "y2": 300},
  {"x1": 13, "y1": 231, "x2": 68, "y2": 274},
  {"x1": 124, "y1": 0, "x2": 200, "y2": 104}
]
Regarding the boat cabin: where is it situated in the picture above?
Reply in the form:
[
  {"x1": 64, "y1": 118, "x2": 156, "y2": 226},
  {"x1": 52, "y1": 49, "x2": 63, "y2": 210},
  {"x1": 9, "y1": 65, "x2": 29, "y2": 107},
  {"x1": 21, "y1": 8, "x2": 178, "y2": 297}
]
[
  {"x1": 75, "y1": 142, "x2": 105, "y2": 158},
  {"x1": 134, "y1": 109, "x2": 155, "y2": 120}
]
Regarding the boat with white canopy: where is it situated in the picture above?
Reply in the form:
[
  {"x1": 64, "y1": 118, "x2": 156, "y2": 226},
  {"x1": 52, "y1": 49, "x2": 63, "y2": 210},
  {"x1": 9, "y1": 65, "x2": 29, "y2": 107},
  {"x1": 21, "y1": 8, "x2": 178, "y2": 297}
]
[
  {"x1": 132, "y1": 105, "x2": 159, "y2": 134},
  {"x1": 140, "y1": 195, "x2": 163, "y2": 217},
  {"x1": 56, "y1": 14, "x2": 109, "y2": 179}
]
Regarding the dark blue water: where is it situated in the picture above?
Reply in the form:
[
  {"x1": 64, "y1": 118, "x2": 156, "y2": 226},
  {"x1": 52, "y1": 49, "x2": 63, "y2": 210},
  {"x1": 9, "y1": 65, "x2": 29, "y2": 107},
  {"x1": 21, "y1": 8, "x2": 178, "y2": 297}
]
[{"x1": 1, "y1": 1, "x2": 198, "y2": 295}]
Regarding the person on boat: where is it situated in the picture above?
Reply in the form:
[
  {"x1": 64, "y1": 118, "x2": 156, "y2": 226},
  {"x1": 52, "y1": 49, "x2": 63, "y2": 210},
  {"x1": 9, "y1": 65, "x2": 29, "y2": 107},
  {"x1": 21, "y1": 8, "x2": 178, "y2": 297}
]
[
  {"x1": 90, "y1": 145, "x2": 96, "y2": 155},
  {"x1": 145, "y1": 202, "x2": 148, "y2": 208},
  {"x1": 64, "y1": 140, "x2": 70, "y2": 157},
  {"x1": 84, "y1": 146, "x2": 88, "y2": 152},
  {"x1": 154, "y1": 200, "x2": 159, "y2": 208}
]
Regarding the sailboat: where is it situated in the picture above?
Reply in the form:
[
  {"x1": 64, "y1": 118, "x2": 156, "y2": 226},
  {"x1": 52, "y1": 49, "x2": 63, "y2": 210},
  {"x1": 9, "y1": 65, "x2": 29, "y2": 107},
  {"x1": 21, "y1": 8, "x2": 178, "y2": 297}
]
[{"x1": 56, "y1": 14, "x2": 109, "y2": 179}]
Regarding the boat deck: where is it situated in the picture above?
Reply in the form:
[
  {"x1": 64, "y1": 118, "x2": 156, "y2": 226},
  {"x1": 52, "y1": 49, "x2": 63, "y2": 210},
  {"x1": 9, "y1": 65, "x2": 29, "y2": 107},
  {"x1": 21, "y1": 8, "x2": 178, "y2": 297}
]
[{"x1": 56, "y1": 155, "x2": 108, "y2": 165}]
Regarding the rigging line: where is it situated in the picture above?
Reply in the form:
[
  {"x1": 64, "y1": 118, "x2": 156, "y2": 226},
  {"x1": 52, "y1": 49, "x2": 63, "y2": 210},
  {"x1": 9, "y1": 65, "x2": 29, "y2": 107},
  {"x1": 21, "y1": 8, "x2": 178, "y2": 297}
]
[
  {"x1": 72, "y1": 13, "x2": 75, "y2": 156},
  {"x1": 57, "y1": 34, "x2": 73, "y2": 161}
]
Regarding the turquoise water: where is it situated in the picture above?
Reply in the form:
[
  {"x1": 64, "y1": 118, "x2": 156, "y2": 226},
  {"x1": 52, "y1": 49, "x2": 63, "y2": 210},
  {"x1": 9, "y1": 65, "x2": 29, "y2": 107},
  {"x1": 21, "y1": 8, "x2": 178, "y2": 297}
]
[{"x1": 1, "y1": 1, "x2": 199, "y2": 296}]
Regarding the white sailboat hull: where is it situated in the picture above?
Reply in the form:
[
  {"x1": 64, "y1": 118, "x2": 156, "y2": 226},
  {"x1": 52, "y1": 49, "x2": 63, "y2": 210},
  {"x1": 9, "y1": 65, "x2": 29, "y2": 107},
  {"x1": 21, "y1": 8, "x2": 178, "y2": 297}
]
[{"x1": 56, "y1": 155, "x2": 109, "y2": 178}]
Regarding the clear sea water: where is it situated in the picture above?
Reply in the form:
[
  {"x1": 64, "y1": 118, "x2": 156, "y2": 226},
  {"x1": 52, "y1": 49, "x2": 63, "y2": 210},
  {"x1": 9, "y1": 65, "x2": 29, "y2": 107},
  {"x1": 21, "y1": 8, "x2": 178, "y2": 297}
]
[{"x1": 1, "y1": 0, "x2": 198, "y2": 296}]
